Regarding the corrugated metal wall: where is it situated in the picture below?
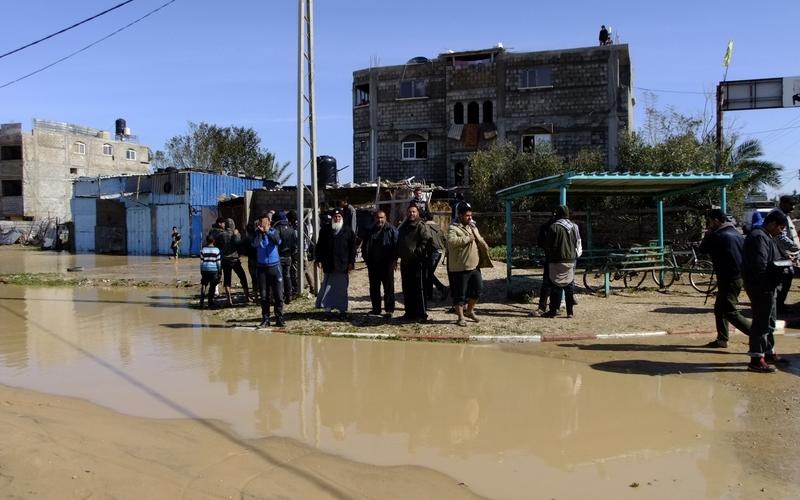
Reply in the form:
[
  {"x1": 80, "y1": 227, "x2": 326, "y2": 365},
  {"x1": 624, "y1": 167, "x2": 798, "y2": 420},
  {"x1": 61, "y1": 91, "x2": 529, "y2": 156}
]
[
  {"x1": 126, "y1": 204, "x2": 153, "y2": 255},
  {"x1": 188, "y1": 172, "x2": 263, "y2": 206},
  {"x1": 71, "y1": 198, "x2": 96, "y2": 252},
  {"x1": 155, "y1": 204, "x2": 190, "y2": 255}
]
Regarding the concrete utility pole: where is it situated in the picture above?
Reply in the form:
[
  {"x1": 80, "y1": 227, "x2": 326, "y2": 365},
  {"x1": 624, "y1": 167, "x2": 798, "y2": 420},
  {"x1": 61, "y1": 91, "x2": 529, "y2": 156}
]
[{"x1": 297, "y1": 0, "x2": 320, "y2": 295}]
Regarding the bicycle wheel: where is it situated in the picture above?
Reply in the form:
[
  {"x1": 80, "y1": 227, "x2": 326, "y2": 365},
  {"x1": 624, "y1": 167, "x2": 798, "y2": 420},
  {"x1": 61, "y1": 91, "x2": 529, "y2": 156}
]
[
  {"x1": 689, "y1": 260, "x2": 716, "y2": 294},
  {"x1": 651, "y1": 267, "x2": 676, "y2": 289},
  {"x1": 583, "y1": 265, "x2": 608, "y2": 293},
  {"x1": 623, "y1": 269, "x2": 647, "y2": 289}
]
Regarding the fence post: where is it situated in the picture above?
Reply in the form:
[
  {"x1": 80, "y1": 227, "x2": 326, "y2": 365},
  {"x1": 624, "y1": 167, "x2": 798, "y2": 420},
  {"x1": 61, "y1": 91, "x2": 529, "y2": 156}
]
[{"x1": 505, "y1": 201, "x2": 513, "y2": 298}]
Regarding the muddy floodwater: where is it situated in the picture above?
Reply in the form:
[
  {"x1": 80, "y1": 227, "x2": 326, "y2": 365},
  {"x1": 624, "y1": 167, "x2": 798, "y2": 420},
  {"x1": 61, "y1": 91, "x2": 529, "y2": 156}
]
[{"x1": 1, "y1": 284, "x2": 798, "y2": 498}]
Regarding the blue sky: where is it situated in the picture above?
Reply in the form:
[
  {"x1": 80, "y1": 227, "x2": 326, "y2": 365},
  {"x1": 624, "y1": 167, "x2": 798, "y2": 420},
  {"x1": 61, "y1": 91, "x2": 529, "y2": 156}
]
[{"x1": 1, "y1": 0, "x2": 798, "y2": 195}]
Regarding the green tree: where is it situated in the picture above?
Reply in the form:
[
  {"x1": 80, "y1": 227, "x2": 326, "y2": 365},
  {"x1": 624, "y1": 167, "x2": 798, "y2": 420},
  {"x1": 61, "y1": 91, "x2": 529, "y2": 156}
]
[{"x1": 154, "y1": 122, "x2": 291, "y2": 183}]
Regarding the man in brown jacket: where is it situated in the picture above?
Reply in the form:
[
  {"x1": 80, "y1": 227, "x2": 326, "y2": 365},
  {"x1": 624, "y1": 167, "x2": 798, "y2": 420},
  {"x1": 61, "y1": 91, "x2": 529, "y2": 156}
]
[{"x1": 447, "y1": 203, "x2": 491, "y2": 326}]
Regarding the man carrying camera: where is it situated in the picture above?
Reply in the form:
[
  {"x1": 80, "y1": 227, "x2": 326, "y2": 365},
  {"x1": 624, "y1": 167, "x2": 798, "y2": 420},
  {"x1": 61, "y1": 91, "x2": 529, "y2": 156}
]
[{"x1": 252, "y1": 213, "x2": 285, "y2": 328}]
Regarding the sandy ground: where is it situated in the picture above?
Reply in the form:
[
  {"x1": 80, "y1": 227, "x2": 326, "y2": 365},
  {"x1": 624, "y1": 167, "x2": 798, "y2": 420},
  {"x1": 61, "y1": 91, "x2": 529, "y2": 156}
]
[
  {"x1": 4, "y1": 246, "x2": 800, "y2": 339},
  {"x1": 0, "y1": 385, "x2": 480, "y2": 499}
]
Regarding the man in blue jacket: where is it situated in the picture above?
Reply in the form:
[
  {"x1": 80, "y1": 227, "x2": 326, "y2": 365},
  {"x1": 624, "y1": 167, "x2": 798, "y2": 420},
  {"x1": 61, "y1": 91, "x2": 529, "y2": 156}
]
[{"x1": 252, "y1": 213, "x2": 285, "y2": 328}]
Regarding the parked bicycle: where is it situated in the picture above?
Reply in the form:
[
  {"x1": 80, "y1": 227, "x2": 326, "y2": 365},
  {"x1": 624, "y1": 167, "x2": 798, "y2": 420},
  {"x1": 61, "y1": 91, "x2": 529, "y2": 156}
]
[
  {"x1": 639, "y1": 245, "x2": 716, "y2": 294},
  {"x1": 582, "y1": 246, "x2": 657, "y2": 293}
]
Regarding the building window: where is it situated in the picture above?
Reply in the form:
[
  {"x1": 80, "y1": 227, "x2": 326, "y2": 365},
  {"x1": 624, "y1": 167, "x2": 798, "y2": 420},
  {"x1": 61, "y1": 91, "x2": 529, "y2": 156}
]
[
  {"x1": 467, "y1": 102, "x2": 479, "y2": 124},
  {"x1": 401, "y1": 136, "x2": 427, "y2": 160},
  {"x1": 483, "y1": 101, "x2": 494, "y2": 124},
  {"x1": 0, "y1": 145, "x2": 22, "y2": 160},
  {"x1": 73, "y1": 142, "x2": 86, "y2": 155},
  {"x1": 521, "y1": 134, "x2": 553, "y2": 151},
  {"x1": 70, "y1": 168, "x2": 78, "y2": 175},
  {"x1": 453, "y1": 102, "x2": 464, "y2": 124},
  {"x1": 354, "y1": 83, "x2": 370, "y2": 106},
  {"x1": 359, "y1": 140, "x2": 367, "y2": 152},
  {"x1": 399, "y1": 79, "x2": 426, "y2": 99},
  {"x1": 126, "y1": 148, "x2": 137, "y2": 160},
  {"x1": 102, "y1": 143, "x2": 113, "y2": 156},
  {"x1": 1, "y1": 180, "x2": 22, "y2": 196},
  {"x1": 520, "y1": 67, "x2": 553, "y2": 88}
]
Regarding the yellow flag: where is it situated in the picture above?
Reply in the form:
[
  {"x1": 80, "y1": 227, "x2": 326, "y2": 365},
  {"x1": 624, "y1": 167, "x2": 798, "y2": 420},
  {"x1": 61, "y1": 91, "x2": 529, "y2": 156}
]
[{"x1": 722, "y1": 40, "x2": 734, "y2": 67}]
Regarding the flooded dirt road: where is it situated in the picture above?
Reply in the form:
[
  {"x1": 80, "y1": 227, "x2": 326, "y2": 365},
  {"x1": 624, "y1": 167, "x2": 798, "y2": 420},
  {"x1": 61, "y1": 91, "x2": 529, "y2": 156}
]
[{"x1": 1, "y1": 284, "x2": 799, "y2": 498}]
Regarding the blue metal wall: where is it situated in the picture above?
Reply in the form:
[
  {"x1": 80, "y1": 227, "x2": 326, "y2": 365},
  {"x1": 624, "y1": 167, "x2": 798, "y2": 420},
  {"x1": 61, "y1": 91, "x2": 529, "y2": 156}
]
[
  {"x1": 71, "y1": 198, "x2": 96, "y2": 253},
  {"x1": 188, "y1": 172, "x2": 262, "y2": 206}
]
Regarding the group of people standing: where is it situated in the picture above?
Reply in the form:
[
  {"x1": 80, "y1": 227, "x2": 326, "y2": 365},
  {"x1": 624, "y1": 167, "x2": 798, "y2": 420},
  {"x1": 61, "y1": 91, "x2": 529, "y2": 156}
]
[
  {"x1": 311, "y1": 186, "x2": 491, "y2": 327},
  {"x1": 698, "y1": 195, "x2": 797, "y2": 373}
]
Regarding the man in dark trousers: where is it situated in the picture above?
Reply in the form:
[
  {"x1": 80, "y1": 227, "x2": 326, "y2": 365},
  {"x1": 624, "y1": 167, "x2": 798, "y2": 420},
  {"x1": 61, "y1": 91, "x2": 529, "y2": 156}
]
[
  {"x1": 412, "y1": 186, "x2": 431, "y2": 221},
  {"x1": 315, "y1": 209, "x2": 357, "y2": 319},
  {"x1": 398, "y1": 204, "x2": 433, "y2": 322},
  {"x1": 216, "y1": 218, "x2": 251, "y2": 306},
  {"x1": 698, "y1": 209, "x2": 751, "y2": 348},
  {"x1": 362, "y1": 210, "x2": 398, "y2": 317},
  {"x1": 599, "y1": 25, "x2": 610, "y2": 45},
  {"x1": 742, "y1": 210, "x2": 792, "y2": 373},
  {"x1": 534, "y1": 214, "x2": 556, "y2": 316},
  {"x1": 252, "y1": 213, "x2": 285, "y2": 328},
  {"x1": 541, "y1": 206, "x2": 580, "y2": 318},
  {"x1": 771, "y1": 195, "x2": 799, "y2": 313},
  {"x1": 274, "y1": 211, "x2": 298, "y2": 304}
]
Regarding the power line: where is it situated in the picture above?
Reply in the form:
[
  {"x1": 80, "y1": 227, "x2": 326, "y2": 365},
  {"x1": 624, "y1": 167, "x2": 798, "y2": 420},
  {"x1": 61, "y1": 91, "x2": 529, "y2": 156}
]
[
  {"x1": 743, "y1": 124, "x2": 800, "y2": 135},
  {"x1": 0, "y1": 0, "x2": 176, "y2": 90},
  {"x1": 0, "y1": 0, "x2": 136, "y2": 61},
  {"x1": 635, "y1": 86, "x2": 712, "y2": 96}
]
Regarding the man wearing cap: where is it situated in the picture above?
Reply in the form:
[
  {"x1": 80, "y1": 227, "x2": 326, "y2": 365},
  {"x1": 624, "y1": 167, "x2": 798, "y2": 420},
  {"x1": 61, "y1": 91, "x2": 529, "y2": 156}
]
[
  {"x1": 398, "y1": 204, "x2": 434, "y2": 322},
  {"x1": 698, "y1": 209, "x2": 751, "y2": 348},
  {"x1": 770, "y1": 195, "x2": 799, "y2": 313},
  {"x1": 742, "y1": 210, "x2": 792, "y2": 372},
  {"x1": 315, "y1": 208, "x2": 357, "y2": 319}
]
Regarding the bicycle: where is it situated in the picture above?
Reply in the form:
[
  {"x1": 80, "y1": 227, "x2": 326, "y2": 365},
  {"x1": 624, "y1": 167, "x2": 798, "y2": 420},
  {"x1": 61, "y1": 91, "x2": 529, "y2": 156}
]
[
  {"x1": 582, "y1": 246, "x2": 654, "y2": 293},
  {"x1": 646, "y1": 245, "x2": 716, "y2": 294}
]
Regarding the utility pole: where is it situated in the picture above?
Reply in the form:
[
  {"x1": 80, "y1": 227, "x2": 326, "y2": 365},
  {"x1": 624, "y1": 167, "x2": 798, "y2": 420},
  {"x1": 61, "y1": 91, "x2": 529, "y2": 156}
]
[
  {"x1": 715, "y1": 83, "x2": 723, "y2": 172},
  {"x1": 297, "y1": 0, "x2": 320, "y2": 296}
]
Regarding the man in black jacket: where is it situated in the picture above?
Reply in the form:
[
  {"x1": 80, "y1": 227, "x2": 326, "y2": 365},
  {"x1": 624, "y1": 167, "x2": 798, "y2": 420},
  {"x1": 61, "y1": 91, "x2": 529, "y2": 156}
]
[
  {"x1": 398, "y1": 204, "x2": 433, "y2": 322},
  {"x1": 315, "y1": 209, "x2": 357, "y2": 319},
  {"x1": 362, "y1": 210, "x2": 398, "y2": 316},
  {"x1": 274, "y1": 211, "x2": 298, "y2": 304},
  {"x1": 216, "y1": 218, "x2": 251, "y2": 306},
  {"x1": 742, "y1": 210, "x2": 791, "y2": 373},
  {"x1": 698, "y1": 209, "x2": 751, "y2": 348}
]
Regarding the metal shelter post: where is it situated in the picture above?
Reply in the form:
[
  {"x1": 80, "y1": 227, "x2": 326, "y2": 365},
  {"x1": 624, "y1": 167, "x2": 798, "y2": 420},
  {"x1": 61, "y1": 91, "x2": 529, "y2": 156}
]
[
  {"x1": 720, "y1": 187, "x2": 727, "y2": 214},
  {"x1": 656, "y1": 198, "x2": 665, "y2": 287},
  {"x1": 559, "y1": 186, "x2": 567, "y2": 206},
  {"x1": 505, "y1": 201, "x2": 513, "y2": 298}
]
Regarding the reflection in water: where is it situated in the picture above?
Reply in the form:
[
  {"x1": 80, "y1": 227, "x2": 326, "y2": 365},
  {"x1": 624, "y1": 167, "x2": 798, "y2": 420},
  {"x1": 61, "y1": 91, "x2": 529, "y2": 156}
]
[{"x1": 0, "y1": 286, "x2": 756, "y2": 498}]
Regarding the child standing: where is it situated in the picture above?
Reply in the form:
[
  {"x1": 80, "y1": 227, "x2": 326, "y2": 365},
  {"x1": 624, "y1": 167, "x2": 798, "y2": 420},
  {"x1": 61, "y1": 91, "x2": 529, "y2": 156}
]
[{"x1": 199, "y1": 235, "x2": 221, "y2": 308}]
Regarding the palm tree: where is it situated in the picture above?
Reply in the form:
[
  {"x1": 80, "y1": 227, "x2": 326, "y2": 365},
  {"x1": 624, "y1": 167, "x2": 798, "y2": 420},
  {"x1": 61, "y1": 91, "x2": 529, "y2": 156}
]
[{"x1": 724, "y1": 137, "x2": 782, "y2": 192}]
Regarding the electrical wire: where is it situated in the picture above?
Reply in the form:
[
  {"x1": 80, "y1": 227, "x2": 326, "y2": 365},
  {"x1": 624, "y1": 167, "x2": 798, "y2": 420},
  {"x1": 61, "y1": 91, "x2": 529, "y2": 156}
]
[
  {"x1": 0, "y1": 0, "x2": 176, "y2": 90},
  {"x1": 742, "y1": 124, "x2": 800, "y2": 135},
  {"x1": 0, "y1": 0, "x2": 136, "y2": 60},
  {"x1": 635, "y1": 86, "x2": 712, "y2": 96}
]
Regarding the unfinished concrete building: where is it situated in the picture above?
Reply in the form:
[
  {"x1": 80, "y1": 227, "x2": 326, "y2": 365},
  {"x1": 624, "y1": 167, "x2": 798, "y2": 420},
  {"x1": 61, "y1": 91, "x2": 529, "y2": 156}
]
[
  {"x1": 352, "y1": 44, "x2": 633, "y2": 186},
  {"x1": 0, "y1": 119, "x2": 151, "y2": 221}
]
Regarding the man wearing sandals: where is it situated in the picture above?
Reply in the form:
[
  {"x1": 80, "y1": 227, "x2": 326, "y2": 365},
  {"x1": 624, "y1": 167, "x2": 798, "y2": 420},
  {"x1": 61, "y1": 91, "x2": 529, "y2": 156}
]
[{"x1": 447, "y1": 203, "x2": 492, "y2": 327}]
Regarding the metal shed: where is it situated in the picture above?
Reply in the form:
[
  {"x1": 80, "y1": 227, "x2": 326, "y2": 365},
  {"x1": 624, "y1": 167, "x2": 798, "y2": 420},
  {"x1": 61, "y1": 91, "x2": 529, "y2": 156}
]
[
  {"x1": 72, "y1": 172, "x2": 263, "y2": 255},
  {"x1": 495, "y1": 171, "x2": 740, "y2": 296}
]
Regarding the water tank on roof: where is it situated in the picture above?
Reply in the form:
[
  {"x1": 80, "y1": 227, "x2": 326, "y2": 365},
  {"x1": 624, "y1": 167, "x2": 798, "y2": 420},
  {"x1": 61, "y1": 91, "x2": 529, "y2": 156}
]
[
  {"x1": 316, "y1": 156, "x2": 337, "y2": 186},
  {"x1": 407, "y1": 56, "x2": 429, "y2": 64},
  {"x1": 115, "y1": 118, "x2": 126, "y2": 136}
]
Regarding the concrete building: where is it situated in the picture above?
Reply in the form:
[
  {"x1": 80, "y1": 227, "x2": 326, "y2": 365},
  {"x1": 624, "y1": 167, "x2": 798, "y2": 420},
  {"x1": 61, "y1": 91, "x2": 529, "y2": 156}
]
[
  {"x1": 0, "y1": 119, "x2": 151, "y2": 221},
  {"x1": 352, "y1": 44, "x2": 633, "y2": 186}
]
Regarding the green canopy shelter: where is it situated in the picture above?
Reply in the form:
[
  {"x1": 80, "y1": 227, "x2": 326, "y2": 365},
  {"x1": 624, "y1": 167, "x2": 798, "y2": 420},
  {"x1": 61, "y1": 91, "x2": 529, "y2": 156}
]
[{"x1": 495, "y1": 171, "x2": 741, "y2": 296}]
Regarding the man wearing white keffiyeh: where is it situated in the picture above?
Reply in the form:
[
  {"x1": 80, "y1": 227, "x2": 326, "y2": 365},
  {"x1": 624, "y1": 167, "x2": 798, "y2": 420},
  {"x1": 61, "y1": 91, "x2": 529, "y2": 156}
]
[{"x1": 541, "y1": 205, "x2": 581, "y2": 318}]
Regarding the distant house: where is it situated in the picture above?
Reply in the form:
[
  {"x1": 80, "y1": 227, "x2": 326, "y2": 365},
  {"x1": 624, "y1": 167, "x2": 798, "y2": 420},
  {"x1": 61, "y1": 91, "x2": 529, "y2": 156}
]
[
  {"x1": 71, "y1": 171, "x2": 264, "y2": 255},
  {"x1": 0, "y1": 119, "x2": 151, "y2": 221},
  {"x1": 352, "y1": 44, "x2": 633, "y2": 187}
]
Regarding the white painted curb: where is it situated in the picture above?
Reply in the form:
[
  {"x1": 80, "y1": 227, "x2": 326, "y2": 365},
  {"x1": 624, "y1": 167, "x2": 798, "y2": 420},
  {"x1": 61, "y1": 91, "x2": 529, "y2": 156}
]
[
  {"x1": 331, "y1": 332, "x2": 397, "y2": 339},
  {"x1": 469, "y1": 335, "x2": 542, "y2": 343},
  {"x1": 595, "y1": 331, "x2": 668, "y2": 339}
]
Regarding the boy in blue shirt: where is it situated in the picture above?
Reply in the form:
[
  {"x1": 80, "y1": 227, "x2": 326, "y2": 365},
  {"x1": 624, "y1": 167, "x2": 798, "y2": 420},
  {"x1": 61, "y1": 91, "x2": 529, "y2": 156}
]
[{"x1": 199, "y1": 235, "x2": 221, "y2": 308}]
